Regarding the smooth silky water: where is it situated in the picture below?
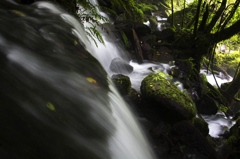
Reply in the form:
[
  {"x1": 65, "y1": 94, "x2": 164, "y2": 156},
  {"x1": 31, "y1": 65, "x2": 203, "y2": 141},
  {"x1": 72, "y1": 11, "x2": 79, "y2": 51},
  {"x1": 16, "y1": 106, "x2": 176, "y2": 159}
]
[{"x1": 0, "y1": 0, "x2": 155, "y2": 159}]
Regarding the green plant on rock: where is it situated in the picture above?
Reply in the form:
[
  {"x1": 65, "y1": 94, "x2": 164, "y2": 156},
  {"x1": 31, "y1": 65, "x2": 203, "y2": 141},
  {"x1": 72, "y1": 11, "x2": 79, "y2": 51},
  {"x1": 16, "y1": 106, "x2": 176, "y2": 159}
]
[
  {"x1": 219, "y1": 104, "x2": 228, "y2": 113},
  {"x1": 77, "y1": 0, "x2": 116, "y2": 47},
  {"x1": 154, "y1": 70, "x2": 173, "y2": 80}
]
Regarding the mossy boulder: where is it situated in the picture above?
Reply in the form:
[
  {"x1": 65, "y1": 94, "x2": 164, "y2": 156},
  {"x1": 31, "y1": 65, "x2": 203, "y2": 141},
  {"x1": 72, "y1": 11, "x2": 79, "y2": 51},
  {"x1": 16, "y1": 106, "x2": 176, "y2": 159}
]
[
  {"x1": 140, "y1": 73, "x2": 197, "y2": 124},
  {"x1": 114, "y1": 20, "x2": 151, "y2": 39},
  {"x1": 139, "y1": 35, "x2": 156, "y2": 46},
  {"x1": 152, "y1": 46, "x2": 173, "y2": 63},
  {"x1": 192, "y1": 117, "x2": 209, "y2": 137},
  {"x1": 112, "y1": 74, "x2": 131, "y2": 95}
]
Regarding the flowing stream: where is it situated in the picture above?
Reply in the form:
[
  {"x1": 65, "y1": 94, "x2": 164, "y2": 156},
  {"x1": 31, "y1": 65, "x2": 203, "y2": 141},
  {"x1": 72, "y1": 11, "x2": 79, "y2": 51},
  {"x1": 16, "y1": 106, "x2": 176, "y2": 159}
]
[
  {"x1": 83, "y1": 0, "x2": 235, "y2": 139},
  {"x1": 0, "y1": 1, "x2": 155, "y2": 159}
]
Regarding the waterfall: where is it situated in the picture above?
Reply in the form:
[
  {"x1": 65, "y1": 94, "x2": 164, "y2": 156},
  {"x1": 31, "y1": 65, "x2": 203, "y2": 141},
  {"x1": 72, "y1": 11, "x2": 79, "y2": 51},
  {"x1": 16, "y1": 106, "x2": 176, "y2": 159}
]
[{"x1": 0, "y1": 0, "x2": 156, "y2": 158}]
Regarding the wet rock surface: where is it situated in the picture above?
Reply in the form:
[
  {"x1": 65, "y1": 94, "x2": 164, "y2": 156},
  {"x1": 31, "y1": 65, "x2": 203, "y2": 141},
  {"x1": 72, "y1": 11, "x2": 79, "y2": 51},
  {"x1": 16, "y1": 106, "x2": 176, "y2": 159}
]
[
  {"x1": 110, "y1": 58, "x2": 133, "y2": 74},
  {"x1": 141, "y1": 73, "x2": 197, "y2": 124}
]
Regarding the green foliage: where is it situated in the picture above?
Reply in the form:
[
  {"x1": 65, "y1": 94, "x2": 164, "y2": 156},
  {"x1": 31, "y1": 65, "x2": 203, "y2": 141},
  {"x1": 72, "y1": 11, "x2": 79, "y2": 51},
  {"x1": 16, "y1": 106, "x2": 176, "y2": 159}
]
[
  {"x1": 137, "y1": 3, "x2": 158, "y2": 12},
  {"x1": 226, "y1": 136, "x2": 237, "y2": 151},
  {"x1": 214, "y1": 51, "x2": 240, "y2": 68},
  {"x1": 121, "y1": 30, "x2": 129, "y2": 47},
  {"x1": 219, "y1": 104, "x2": 228, "y2": 113},
  {"x1": 85, "y1": 26, "x2": 104, "y2": 47},
  {"x1": 110, "y1": 0, "x2": 145, "y2": 22},
  {"x1": 77, "y1": 0, "x2": 116, "y2": 47},
  {"x1": 153, "y1": 70, "x2": 173, "y2": 80}
]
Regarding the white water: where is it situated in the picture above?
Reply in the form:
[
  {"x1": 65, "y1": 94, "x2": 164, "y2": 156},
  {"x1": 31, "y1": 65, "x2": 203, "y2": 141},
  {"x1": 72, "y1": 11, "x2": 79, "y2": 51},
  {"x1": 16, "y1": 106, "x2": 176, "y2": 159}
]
[
  {"x1": 200, "y1": 69, "x2": 234, "y2": 137},
  {"x1": 75, "y1": 1, "x2": 156, "y2": 158},
  {"x1": 202, "y1": 112, "x2": 235, "y2": 138},
  {"x1": 128, "y1": 61, "x2": 173, "y2": 92},
  {"x1": 200, "y1": 69, "x2": 233, "y2": 87},
  {"x1": 144, "y1": 20, "x2": 150, "y2": 27}
]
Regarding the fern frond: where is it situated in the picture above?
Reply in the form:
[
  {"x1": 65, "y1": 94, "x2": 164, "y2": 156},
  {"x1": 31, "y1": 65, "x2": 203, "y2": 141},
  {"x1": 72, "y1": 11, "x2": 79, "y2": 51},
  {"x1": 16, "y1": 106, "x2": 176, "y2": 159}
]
[
  {"x1": 99, "y1": 6, "x2": 117, "y2": 16},
  {"x1": 159, "y1": 2, "x2": 171, "y2": 10},
  {"x1": 121, "y1": 30, "x2": 129, "y2": 47},
  {"x1": 86, "y1": 26, "x2": 105, "y2": 46},
  {"x1": 85, "y1": 29, "x2": 98, "y2": 47}
]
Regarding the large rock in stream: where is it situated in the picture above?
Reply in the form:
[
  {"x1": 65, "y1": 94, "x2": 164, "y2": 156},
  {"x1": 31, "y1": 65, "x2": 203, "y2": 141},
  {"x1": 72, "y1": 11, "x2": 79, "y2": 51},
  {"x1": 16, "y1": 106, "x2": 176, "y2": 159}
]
[
  {"x1": 110, "y1": 58, "x2": 133, "y2": 74},
  {"x1": 141, "y1": 73, "x2": 197, "y2": 124},
  {"x1": 0, "y1": 1, "x2": 113, "y2": 159}
]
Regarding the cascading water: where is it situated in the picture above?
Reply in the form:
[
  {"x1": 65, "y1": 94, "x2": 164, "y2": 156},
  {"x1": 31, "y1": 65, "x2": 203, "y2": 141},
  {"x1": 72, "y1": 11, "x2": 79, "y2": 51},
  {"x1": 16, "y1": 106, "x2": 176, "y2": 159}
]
[
  {"x1": 0, "y1": 1, "x2": 155, "y2": 159},
  {"x1": 200, "y1": 69, "x2": 235, "y2": 138}
]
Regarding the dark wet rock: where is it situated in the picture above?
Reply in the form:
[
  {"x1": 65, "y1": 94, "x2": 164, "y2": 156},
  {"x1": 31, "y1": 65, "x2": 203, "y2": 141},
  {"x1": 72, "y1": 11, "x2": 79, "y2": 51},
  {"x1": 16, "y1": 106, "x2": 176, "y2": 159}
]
[
  {"x1": 175, "y1": 59, "x2": 193, "y2": 77},
  {"x1": 114, "y1": 20, "x2": 151, "y2": 39},
  {"x1": 152, "y1": 46, "x2": 173, "y2": 63},
  {"x1": 111, "y1": 74, "x2": 131, "y2": 95},
  {"x1": 115, "y1": 13, "x2": 126, "y2": 21},
  {"x1": 221, "y1": 82, "x2": 231, "y2": 91},
  {"x1": 124, "y1": 88, "x2": 140, "y2": 105},
  {"x1": 150, "y1": 122, "x2": 184, "y2": 159},
  {"x1": 141, "y1": 42, "x2": 152, "y2": 60},
  {"x1": 141, "y1": 73, "x2": 197, "y2": 124},
  {"x1": 196, "y1": 94, "x2": 218, "y2": 115},
  {"x1": 192, "y1": 117, "x2": 209, "y2": 137},
  {"x1": 110, "y1": 58, "x2": 133, "y2": 74},
  {"x1": 139, "y1": 35, "x2": 156, "y2": 60},
  {"x1": 233, "y1": 110, "x2": 240, "y2": 120},
  {"x1": 227, "y1": 67, "x2": 235, "y2": 77},
  {"x1": 143, "y1": 8, "x2": 152, "y2": 16},
  {"x1": 170, "y1": 121, "x2": 219, "y2": 159},
  {"x1": 133, "y1": 22, "x2": 152, "y2": 36},
  {"x1": 169, "y1": 67, "x2": 181, "y2": 78},
  {"x1": 152, "y1": 30, "x2": 163, "y2": 41},
  {"x1": 139, "y1": 34, "x2": 156, "y2": 46},
  {"x1": 98, "y1": 0, "x2": 112, "y2": 8}
]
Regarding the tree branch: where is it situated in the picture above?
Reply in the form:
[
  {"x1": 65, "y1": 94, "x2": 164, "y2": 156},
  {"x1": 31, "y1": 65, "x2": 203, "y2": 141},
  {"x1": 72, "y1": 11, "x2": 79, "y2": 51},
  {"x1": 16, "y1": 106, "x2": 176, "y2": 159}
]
[
  {"x1": 206, "y1": 0, "x2": 226, "y2": 34},
  {"x1": 194, "y1": 0, "x2": 202, "y2": 36},
  {"x1": 212, "y1": 19, "x2": 240, "y2": 43},
  {"x1": 220, "y1": 0, "x2": 240, "y2": 30},
  {"x1": 198, "y1": 4, "x2": 209, "y2": 32}
]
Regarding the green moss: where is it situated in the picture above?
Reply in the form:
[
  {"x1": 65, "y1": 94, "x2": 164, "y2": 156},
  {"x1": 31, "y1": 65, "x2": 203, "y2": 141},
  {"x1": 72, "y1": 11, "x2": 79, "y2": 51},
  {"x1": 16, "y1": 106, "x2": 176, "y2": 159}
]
[
  {"x1": 226, "y1": 136, "x2": 237, "y2": 151},
  {"x1": 200, "y1": 73, "x2": 209, "y2": 94},
  {"x1": 141, "y1": 73, "x2": 197, "y2": 117},
  {"x1": 112, "y1": 74, "x2": 131, "y2": 95},
  {"x1": 219, "y1": 104, "x2": 228, "y2": 113}
]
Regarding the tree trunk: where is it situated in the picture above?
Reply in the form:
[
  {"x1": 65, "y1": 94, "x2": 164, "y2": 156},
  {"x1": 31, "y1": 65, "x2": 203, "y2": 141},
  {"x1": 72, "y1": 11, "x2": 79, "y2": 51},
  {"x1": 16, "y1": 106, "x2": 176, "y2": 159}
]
[{"x1": 132, "y1": 28, "x2": 143, "y2": 64}]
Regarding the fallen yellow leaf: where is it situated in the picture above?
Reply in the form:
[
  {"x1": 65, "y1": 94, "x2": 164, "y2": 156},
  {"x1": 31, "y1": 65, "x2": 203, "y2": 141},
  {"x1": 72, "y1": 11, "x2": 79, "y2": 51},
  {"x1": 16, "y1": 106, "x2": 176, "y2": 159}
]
[
  {"x1": 86, "y1": 77, "x2": 97, "y2": 84},
  {"x1": 10, "y1": 10, "x2": 26, "y2": 17}
]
